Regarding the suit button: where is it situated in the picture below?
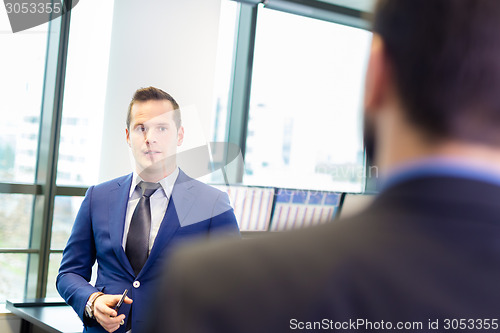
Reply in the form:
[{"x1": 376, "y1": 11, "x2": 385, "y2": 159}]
[{"x1": 133, "y1": 281, "x2": 140, "y2": 288}]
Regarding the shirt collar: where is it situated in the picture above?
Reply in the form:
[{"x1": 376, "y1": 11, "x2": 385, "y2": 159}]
[
  {"x1": 129, "y1": 167, "x2": 180, "y2": 199},
  {"x1": 379, "y1": 157, "x2": 500, "y2": 192}
]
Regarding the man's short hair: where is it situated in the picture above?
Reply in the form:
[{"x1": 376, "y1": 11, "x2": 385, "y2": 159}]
[
  {"x1": 127, "y1": 86, "x2": 181, "y2": 129},
  {"x1": 373, "y1": 0, "x2": 500, "y2": 145}
]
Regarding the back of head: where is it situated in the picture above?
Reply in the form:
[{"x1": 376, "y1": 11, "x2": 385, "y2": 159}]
[{"x1": 373, "y1": 0, "x2": 500, "y2": 145}]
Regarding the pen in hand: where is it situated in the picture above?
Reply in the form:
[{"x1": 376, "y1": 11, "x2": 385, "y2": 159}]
[
  {"x1": 115, "y1": 289, "x2": 128, "y2": 312},
  {"x1": 115, "y1": 289, "x2": 128, "y2": 326}
]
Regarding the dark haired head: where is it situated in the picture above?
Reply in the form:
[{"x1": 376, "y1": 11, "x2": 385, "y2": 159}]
[
  {"x1": 127, "y1": 86, "x2": 181, "y2": 129},
  {"x1": 373, "y1": 0, "x2": 500, "y2": 145}
]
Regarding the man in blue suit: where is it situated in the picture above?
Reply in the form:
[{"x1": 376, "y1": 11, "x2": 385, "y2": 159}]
[{"x1": 57, "y1": 86, "x2": 240, "y2": 332}]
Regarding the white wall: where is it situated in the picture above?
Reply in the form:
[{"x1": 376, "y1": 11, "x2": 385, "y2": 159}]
[{"x1": 99, "y1": 0, "x2": 222, "y2": 182}]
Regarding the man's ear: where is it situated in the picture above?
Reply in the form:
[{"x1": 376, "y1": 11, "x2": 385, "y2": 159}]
[
  {"x1": 177, "y1": 126, "x2": 184, "y2": 146},
  {"x1": 364, "y1": 34, "x2": 390, "y2": 115},
  {"x1": 126, "y1": 128, "x2": 131, "y2": 147}
]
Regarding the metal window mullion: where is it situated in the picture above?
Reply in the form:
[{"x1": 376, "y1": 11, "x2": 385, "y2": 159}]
[
  {"x1": 229, "y1": 0, "x2": 261, "y2": 5},
  {"x1": 0, "y1": 183, "x2": 42, "y2": 195},
  {"x1": 225, "y1": 3, "x2": 258, "y2": 184},
  {"x1": 0, "y1": 249, "x2": 40, "y2": 254},
  {"x1": 55, "y1": 185, "x2": 88, "y2": 196},
  {"x1": 0, "y1": 183, "x2": 89, "y2": 196},
  {"x1": 231, "y1": 0, "x2": 372, "y2": 30},
  {"x1": 264, "y1": 0, "x2": 372, "y2": 29}
]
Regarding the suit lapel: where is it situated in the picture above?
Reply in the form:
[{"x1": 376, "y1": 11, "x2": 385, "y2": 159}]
[
  {"x1": 141, "y1": 170, "x2": 195, "y2": 273},
  {"x1": 171, "y1": 169, "x2": 196, "y2": 226},
  {"x1": 142, "y1": 199, "x2": 180, "y2": 274},
  {"x1": 108, "y1": 173, "x2": 136, "y2": 277}
]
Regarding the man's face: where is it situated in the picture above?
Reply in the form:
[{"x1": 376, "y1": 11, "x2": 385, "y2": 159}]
[{"x1": 126, "y1": 100, "x2": 184, "y2": 178}]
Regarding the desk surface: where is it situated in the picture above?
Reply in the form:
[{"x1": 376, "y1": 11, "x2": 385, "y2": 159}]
[{"x1": 6, "y1": 299, "x2": 83, "y2": 333}]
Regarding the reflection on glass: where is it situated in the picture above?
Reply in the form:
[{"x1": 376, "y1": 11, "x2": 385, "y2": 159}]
[
  {"x1": 57, "y1": 0, "x2": 115, "y2": 186},
  {"x1": 270, "y1": 189, "x2": 341, "y2": 231},
  {"x1": 245, "y1": 9, "x2": 372, "y2": 192},
  {"x1": 0, "y1": 254, "x2": 28, "y2": 303},
  {"x1": 0, "y1": 194, "x2": 34, "y2": 249},
  {"x1": 51, "y1": 196, "x2": 84, "y2": 250},
  {"x1": 213, "y1": 185, "x2": 274, "y2": 231},
  {"x1": 0, "y1": 12, "x2": 48, "y2": 183},
  {"x1": 46, "y1": 252, "x2": 62, "y2": 298}
]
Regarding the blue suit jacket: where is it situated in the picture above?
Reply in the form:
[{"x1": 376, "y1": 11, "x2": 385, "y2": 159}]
[{"x1": 57, "y1": 169, "x2": 239, "y2": 332}]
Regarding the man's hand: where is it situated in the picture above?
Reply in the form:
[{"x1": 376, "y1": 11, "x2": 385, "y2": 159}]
[{"x1": 93, "y1": 293, "x2": 133, "y2": 332}]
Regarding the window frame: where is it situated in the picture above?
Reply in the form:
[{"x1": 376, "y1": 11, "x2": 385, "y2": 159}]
[
  {"x1": 0, "y1": 1, "x2": 76, "y2": 299},
  {"x1": 226, "y1": 0, "x2": 373, "y2": 186}
]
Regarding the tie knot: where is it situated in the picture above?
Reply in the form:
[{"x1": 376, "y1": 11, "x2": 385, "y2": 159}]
[{"x1": 138, "y1": 181, "x2": 161, "y2": 198}]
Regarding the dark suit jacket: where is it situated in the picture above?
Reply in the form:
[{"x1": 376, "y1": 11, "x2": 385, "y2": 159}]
[
  {"x1": 144, "y1": 176, "x2": 500, "y2": 332},
  {"x1": 56, "y1": 169, "x2": 239, "y2": 332}
]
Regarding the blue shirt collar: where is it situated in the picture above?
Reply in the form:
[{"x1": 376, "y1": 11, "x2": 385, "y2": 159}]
[{"x1": 379, "y1": 157, "x2": 500, "y2": 192}]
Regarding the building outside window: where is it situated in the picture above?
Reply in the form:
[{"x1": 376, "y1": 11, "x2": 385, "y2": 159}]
[{"x1": 244, "y1": 7, "x2": 372, "y2": 193}]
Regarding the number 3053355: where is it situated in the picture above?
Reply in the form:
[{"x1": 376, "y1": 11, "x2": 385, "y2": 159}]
[{"x1": 5, "y1": 2, "x2": 62, "y2": 14}]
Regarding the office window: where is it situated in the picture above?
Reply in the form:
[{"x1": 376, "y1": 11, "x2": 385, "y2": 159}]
[
  {"x1": 0, "y1": 10, "x2": 47, "y2": 183},
  {"x1": 0, "y1": 8, "x2": 48, "y2": 303},
  {"x1": 0, "y1": 254, "x2": 29, "y2": 302},
  {"x1": 45, "y1": 253, "x2": 63, "y2": 298},
  {"x1": 56, "y1": 0, "x2": 115, "y2": 186},
  {"x1": 46, "y1": 196, "x2": 84, "y2": 297},
  {"x1": 206, "y1": 1, "x2": 240, "y2": 184},
  {"x1": 0, "y1": 194, "x2": 33, "y2": 302},
  {"x1": 244, "y1": 8, "x2": 372, "y2": 193},
  {"x1": 0, "y1": 194, "x2": 34, "y2": 249},
  {"x1": 51, "y1": 196, "x2": 84, "y2": 250}
]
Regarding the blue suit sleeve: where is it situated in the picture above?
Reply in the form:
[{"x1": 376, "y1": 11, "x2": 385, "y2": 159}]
[
  {"x1": 56, "y1": 186, "x2": 100, "y2": 325},
  {"x1": 208, "y1": 191, "x2": 241, "y2": 238}
]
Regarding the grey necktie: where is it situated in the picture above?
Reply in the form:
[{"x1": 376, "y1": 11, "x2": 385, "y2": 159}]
[{"x1": 126, "y1": 181, "x2": 161, "y2": 276}]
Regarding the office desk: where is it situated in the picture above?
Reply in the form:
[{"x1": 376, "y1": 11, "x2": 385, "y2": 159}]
[{"x1": 6, "y1": 299, "x2": 83, "y2": 333}]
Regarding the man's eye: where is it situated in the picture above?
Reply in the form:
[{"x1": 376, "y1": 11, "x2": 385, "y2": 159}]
[
  {"x1": 136, "y1": 126, "x2": 146, "y2": 132},
  {"x1": 159, "y1": 127, "x2": 167, "y2": 131}
]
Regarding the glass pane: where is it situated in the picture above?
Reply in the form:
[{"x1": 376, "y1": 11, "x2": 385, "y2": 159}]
[
  {"x1": 208, "y1": 1, "x2": 239, "y2": 184},
  {"x1": 47, "y1": 253, "x2": 98, "y2": 298},
  {"x1": 244, "y1": 9, "x2": 372, "y2": 192},
  {"x1": 56, "y1": 0, "x2": 115, "y2": 186},
  {"x1": 210, "y1": 0, "x2": 238, "y2": 143},
  {"x1": 46, "y1": 252, "x2": 62, "y2": 298},
  {"x1": 0, "y1": 254, "x2": 28, "y2": 303},
  {"x1": 0, "y1": 194, "x2": 34, "y2": 249},
  {"x1": 0, "y1": 11, "x2": 48, "y2": 183},
  {"x1": 51, "y1": 196, "x2": 84, "y2": 250}
]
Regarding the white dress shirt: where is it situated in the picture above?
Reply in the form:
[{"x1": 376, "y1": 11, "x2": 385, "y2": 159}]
[{"x1": 122, "y1": 167, "x2": 179, "y2": 253}]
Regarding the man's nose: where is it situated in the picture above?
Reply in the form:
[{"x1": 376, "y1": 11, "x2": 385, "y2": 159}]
[{"x1": 144, "y1": 129, "x2": 157, "y2": 143}]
